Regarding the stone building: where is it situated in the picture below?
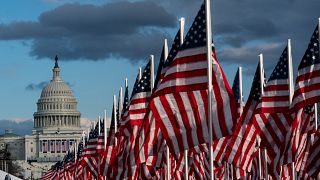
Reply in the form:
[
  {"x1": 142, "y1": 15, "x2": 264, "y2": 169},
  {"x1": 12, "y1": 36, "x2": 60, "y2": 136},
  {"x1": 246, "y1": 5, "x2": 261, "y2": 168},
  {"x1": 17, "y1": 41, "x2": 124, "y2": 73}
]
[{"x1": 0, "y1": 56, "x2": 83, "y2": 178}]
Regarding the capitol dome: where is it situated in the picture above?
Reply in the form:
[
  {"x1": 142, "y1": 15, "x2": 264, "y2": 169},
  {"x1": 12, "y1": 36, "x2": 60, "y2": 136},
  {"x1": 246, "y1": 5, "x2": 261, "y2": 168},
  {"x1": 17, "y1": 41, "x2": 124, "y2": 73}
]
[{"x1": 33, "y1": 56, "x2": 81, "y2": 133}]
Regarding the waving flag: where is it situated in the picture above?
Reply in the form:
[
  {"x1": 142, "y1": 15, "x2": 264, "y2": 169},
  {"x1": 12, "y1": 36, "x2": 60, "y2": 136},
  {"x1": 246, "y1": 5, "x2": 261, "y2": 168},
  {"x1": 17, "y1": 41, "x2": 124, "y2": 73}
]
[
  {"x1": 291, "y1": 25, "x2": 320, "y2": 111},
  {"x1": 225, "y1": 61, "x2": 265, "y2": 171},
  {"x1": 82, "y1": 123, "x2": 99, "y2": 177},
  {"x1": 150, "y1": 3, "x2": 237, "y2": 157}
]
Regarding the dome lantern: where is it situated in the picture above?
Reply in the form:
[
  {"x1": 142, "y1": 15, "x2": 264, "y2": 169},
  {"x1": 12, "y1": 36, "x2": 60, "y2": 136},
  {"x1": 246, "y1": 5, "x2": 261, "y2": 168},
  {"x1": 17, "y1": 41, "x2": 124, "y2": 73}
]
[{"x1": 53, "y1": 55, "x2": 61, "y2": 81}]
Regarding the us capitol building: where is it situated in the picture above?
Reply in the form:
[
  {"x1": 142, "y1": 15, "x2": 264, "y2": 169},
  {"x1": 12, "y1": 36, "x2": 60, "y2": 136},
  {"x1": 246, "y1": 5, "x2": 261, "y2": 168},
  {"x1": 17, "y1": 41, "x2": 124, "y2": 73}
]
[{"x1": 0, "y1": 56, "x2": 83, "y2": 177}]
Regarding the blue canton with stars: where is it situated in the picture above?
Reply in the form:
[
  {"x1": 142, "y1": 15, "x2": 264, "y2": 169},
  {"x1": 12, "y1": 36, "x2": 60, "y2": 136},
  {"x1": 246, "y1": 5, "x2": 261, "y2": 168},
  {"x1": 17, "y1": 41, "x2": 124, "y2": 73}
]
[
  {"x1": 100, "y1": 119, "x2": 104, "y2": 134},
  {"x1": 298, "y1": 25, "x2": 319, "y2": 70},
  {"x1": 304, "y1": 104, "x2": 314, "y2": 114},
  {"x1": 269, "y1": 46, "x2": 289, "y2": 81},
  {"x1": 110, "y1": 104, "x2": 116, "y2": 131},
  {"x1": 130, "y1": 60, "x2": 151, "y2": 100},
  {"x1": 249, "y1": 63, "x2": 264, "y2": 101},
  {"x1": 89, "y1": 122, "x2": 99, "y2": 140},
  {"x1": 77, "y1": 140, "x2": 83, "y2": 159},
  {"x1": 180, "y1": 3, "x2": 207, "y2": 51},
  {"x1": 163, "y1": 30, "x2": 181, "y2": 69},
  {"x1": 232, "y1": 68, "x2": 240, "y2": 101},
  {"x1": 154, "y1": 44, "x2": 166, "y2": 88},
  {"x1": 122, "y1": 84, "x2": 129, "y2": 115}
]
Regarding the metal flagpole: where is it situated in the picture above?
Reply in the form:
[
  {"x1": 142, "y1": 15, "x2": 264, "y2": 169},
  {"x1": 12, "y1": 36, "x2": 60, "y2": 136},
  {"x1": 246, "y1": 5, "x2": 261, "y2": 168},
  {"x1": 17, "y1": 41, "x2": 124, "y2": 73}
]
[
  {"x1": 139, "y1": 67, "x2": 142, "y2": 80},
  {"x1": 287, "y1": 38, "x2": 296, "y2": 180},
  {"x1": 150, "y1": 55, "x2": 154, "y2": 90},
  {"x1": 239, "y1": 67, "x2": 244, "y2": 113},
  {"x1": 316, "y1": 18, "x2": 320, "y2": 130},
  {"x1": 205, "y1": 0, "x2": 214, "y2": 179},
  {"x1": 258, "y1": 54, "x2": 264, "y2": 179},
  {"x1": 118, "y1": 87, "x2": 123, "y2": 121},
  {"x1": 264, "y1": 148, "x2": 268, "y2": 179},
  {"x1": 104, "y1": 110, "x2": 107, "y2": 149},
  {"x1": 113, "y1": 95, "x2": 117, "y2": 147}
]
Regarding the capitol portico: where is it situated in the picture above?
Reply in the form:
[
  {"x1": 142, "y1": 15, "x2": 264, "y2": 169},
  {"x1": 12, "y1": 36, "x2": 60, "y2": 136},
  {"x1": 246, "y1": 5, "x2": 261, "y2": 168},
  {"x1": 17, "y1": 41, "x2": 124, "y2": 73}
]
[{"x1": 0, "y1": 56, "x2": 83, "y2": 178}]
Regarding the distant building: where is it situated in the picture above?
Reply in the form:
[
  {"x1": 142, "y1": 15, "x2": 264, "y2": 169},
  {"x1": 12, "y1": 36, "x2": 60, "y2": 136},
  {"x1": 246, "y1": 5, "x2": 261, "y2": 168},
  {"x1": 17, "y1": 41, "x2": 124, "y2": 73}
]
[{"x1": 0, "y1": 56, "x2": 83, "y2": 177}]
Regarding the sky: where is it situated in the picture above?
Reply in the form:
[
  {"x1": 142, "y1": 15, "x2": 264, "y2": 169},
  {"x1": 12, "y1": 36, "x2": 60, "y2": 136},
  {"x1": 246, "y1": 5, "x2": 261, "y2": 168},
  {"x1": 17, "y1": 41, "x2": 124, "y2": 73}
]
[{"x1": 0, "y1": 0, "x2": 319, "y2": 135}]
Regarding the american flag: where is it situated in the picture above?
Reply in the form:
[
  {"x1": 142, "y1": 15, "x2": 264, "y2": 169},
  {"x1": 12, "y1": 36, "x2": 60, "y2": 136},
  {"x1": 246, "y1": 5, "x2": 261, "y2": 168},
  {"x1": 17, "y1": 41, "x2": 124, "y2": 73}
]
[
  {"x1": 82, "y1": 122, "x2": 99, "y2": 177},
  {"x1": 225, "y1": 61, "x2": 265, "y2": 172},
  {"x1": 232, "y1": 67, "x2": 244, "y2": 119},
  {"x1": 291, "y1": 25, "x2": 320, "y2": 111},
  {"x1": 75, "y1": 137, "x2": 84, "y2": 179},
  {"x1": 155, "y1": 29, "x2": 181, "y2": 89},
  {"x1": 150, "y1": 2, "x2": 237, "y2": 157},
  {"x1": 116, "y1": 60, "x2": 152, "y2": 179},
  {"x1": 100, "y1": 103, "x2": 117, "y2": 179},
  {"x1": 135, "y1": 33, "x2": 181, "y2": 178},
  {"x1": 251, "y1": 46, "x2": 293, "y2": 173},
  {"x1": 256, "y1": 46, "x2": 291, "y2": 113},
  {"x1": 97, "y1": 119, "x2": 104, "y2": 153},
  {"x1": 305, "y1": 130, "x2": 320, "y2": 178},
  {"x1": 284, "y1": 25, "x2": 320, "y2": 166}
]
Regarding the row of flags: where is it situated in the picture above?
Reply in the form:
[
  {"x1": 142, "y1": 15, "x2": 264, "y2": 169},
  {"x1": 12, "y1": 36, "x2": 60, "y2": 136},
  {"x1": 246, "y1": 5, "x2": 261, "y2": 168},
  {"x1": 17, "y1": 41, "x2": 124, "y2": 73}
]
[{"x1": 42, "y1": 0, "x2": 320, "y2": 179}]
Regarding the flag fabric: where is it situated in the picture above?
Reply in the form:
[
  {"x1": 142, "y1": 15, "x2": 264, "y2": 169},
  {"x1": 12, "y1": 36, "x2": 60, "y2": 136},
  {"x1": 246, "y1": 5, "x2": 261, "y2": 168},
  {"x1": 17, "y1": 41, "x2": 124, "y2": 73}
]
[
  {"x1": 116, "y1": 60, "x2": 153, "y2": 179},
  {"x1": 97, "y1": 119, "x2": 104, "y2": 153},
  {"x1": 232, "y1": 67, "x2": 244, "y2": 118},
  {"x1": 305, "y1": 130, "x2": 320, "y2": 178},
  {"x1": 250, "y1": 46, "x2": 294, "y2": 178},
  {"x1": 225, "y1": 61, "x2": 265, "y2": 171},
  {"x1": 82, "y1": 123, "x2": 99, "y2": 177},
  {"x1": 101, "y1": 104, "x2": 118, "y2": 178},
  {"x1": 75, "y1": 137, "x2": 85, "y2": 179},
  {"x1": 150, "y1": 3, "x2": 237, "y2": 157},
  {"x1": 291, "y1": 25, "x2": 320, "y2": 111}
]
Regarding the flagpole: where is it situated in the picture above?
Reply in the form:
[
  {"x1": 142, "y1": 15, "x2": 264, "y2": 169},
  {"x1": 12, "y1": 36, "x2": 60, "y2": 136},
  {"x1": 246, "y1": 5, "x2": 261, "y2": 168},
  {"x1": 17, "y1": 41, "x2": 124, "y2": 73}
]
[
  {"x1": 113, "y1": 95, "x2": 117, "y2": 133},
  {"x1": 287, "y1": 38, "x2": 296, "y2": 180},
  {"x1": 139, "y1": 67, "x2": 142, "y2": 80},
  {"x1": 162, "y1": 37, "x2": 171, "y2": 180},
  {"x1": 238, "y1": 67, "x2": 244, "y2": 112},
  {"x1": 264, "y1": 148, "x2": 268, "y2": 179},
  {"x1": 150, "y1": 55, "x2": 154, "y2": 89},
  {"x1": 74, "y1": 141, "x2": 77, "y2": 164},
  {"x1": 113, "y1": 95, "x2": 118, "y2": 147},
  {"x1": 104, "y1": 109, "x2": 107, "y2": 150},
  {"x1": 258, "y1": 54, "x2": 264, "y2": 179},
  {"x1": 118, "y1": 87, "x2": 123, "y2": 121},
  {"x1": 316, "y1": 18, "x2": 320, "y2": 130},
  {"x1": 205, "y1": 0, "x2": 214, "y2": 179}
]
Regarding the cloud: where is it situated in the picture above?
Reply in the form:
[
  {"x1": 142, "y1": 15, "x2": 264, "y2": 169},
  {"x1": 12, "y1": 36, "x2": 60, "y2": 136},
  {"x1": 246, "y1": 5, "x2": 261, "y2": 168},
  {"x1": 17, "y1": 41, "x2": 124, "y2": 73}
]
[
  {"x1": 0, "y1": 119, "x2": 33, "y2": 136},
  {"x1": 80, "y1": 117, "x2": 111, "y2": 132},
  {"x1": 0, "y1": 1, "x2": 175, "y2": 62},
  {"x1": 25, "y1": 81, "x2": 74, "y2": 91},
  {"x1": 25, "y1": 81, "x2": 48, "y2": 91},
  {"x1": 1, "y1": 0, "x2": 319, "y2": 73},
  {"x1": 157, "y1": 0, "x2": 320, "y2": 75}
]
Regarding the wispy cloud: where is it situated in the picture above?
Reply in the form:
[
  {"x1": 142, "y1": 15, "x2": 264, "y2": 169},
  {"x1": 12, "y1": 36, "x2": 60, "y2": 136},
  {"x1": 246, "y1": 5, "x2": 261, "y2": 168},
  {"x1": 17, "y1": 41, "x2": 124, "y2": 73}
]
[
  {"x1": 25, "y1": 81, "x2": 48, "y2": 91},
  {"x1": 25, "y1": 81, "x2": 75, "y2": 91}
]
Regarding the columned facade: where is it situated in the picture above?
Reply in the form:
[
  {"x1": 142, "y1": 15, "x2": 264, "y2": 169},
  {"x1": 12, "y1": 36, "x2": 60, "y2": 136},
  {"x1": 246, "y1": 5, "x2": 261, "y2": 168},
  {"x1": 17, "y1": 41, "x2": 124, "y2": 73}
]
[{"x1": 27, "y1": 56, "x2": 83, "y2": 162}]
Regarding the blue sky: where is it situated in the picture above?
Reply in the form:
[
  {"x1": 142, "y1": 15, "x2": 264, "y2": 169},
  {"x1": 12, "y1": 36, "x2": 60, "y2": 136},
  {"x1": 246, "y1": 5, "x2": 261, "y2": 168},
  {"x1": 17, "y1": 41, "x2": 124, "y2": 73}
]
[{"x1": 0, "y1": 0, "x2": 319, "y2": 135}]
